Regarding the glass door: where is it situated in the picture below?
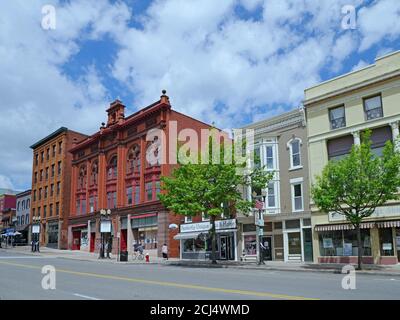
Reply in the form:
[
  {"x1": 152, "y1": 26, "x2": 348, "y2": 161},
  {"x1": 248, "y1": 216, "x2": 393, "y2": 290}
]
[
  {"x1": 220, "y1": 236, "x2": 228, "y2": 260},
  {"x1": 303, "y1": 229, "x2": 313, "y2": 262}
]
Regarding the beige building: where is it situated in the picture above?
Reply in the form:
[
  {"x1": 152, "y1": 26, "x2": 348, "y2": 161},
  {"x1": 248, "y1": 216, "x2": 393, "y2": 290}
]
[
  {"x1": 304, "y1": 51, "x2": 400, "y2": 265},
  {"x1": 238, "y1": 109, "x2": 313, "y2": 262}
]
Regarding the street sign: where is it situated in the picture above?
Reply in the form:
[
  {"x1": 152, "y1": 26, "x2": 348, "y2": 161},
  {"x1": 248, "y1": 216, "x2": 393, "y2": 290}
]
[
  {"x1": 258, "y1": 228, "x2": 264, "y2": 236},
  {"x1": 32, "y1": 225, "x2": 40, "y2": 234}
]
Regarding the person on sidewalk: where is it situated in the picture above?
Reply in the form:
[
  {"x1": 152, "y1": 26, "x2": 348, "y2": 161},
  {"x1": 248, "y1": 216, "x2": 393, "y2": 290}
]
[
  {"x1": 162, "y1": 243, "x2": 168, "y2": 260},
  {"x1": 259, "y1": 242, "x2": 266, "y2": 264}
]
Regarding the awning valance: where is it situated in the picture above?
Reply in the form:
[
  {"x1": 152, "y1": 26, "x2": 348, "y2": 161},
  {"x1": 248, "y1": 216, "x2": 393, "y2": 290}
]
[
  {"x1": 174, "y1": 232, "x2": 201, "y2": 240},
  {"x1": 315, "y1": 220, "x2": 400, "y2": 231}
]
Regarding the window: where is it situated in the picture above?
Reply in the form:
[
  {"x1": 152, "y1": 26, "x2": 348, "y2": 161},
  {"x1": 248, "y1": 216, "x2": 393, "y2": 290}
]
[
  {"x1": 127, "y1": 145, "x2": 141, "y2": 175},
  {"x1": 76, "y1": 199, "x2": 80, "y2": 215},
  {"x1": 40, "y1": 170, "x2": 43, "y2": 181},
  {"x1": 107, "y1": 192, "x2": 117, "y2": 209},
  {"x1": 41, "y1": 151, "x2": 44, "y2": 162},
  {"x1": 25, "y1": 214, "x2": 29, "y2": 225},
  {"x1": 185, "y1": 216, "x2": 193, "y2": 223},
  {"x1": 38, "y1": 207, "x2": 41, "y2": 217},
  {"x1": 17, "y1": 201, "x2": 20, "y2": 211},
  {"x1": 17, "y1": 216, "x2": 20, "y2": 226},
  {"x1": 319, "y1": 229, "x2": 371, "y2": 256},
  {"x1": 45, "y1": 167, "x2": 49, "y2": 180},
  {"x1": 57, "y1": 161, "x2": 62, "y2": 175},
  {"x1": 81, "y1": 198, "x2": 86, "y2": 214},
  {"x1": 146, "y1": 182, "x2": 153, "y2": 201},
  {"x1": 291, "y1": 181, "x2": 303, "y2": 212},
  {"x1": 365, "y1": 126, "x2": 393, "y2": 157},
  {"x1": 46, "y1": 148, "x2": 50, "y2": 160},
  {"x1": 50, "y1": 184, "x2": 54, "y2": 196},
  {"x1": 22, "y1": 200, "x2": 25, "y2": 210},
  {"x1": 288, "y1": 138, "x2": 302, "y2": 169},
  {"x1": 267, "y1": 182, "x2": 276, "y2": 208},
  {"x1": 43, "y1": 205, "x2": 47, "y2": 218},
  {"x1": 107, "y1": 156, "x2": 118, "y2": 180},
  {"x1": 51, "y1": 164, "x2": 55, "y2": 177},
  {"x1": 89, "y1": 196, "x2": 95, "y2": 213},
  {"x1": 57, "y1": 182, "x2": 60, "y2": 195},
  {"x1": 126, "y1": 186, "x2": 133, "y2": 205},
  {"x1": 52, "y1": 145, "x2": 56, "y2": 157},
  {"x1": 20, "y1": 216, "x2": 23, "y2": 225},
  {"x1": 78, "y1": 166, "x2": 87, "y2": 189},
  {"x1": 379, "y1": 228, "x2": 394, "y2": 256},
  {"x1": 58, "y1": 141, "x2": 62, "y2": 154},
  {"x1": 364, "y1": 95, "x2": 383, "y2": 120},
  {"x1": 33, "y1": 190, "x2": 36, "y2": 201},
  {"x1": 265, "y1": 145, "x2": 274, "y2": 170},
  {"x1": 35, "y1": 154, "x2": 38, "y2": 165},
  {"x1": 26, "y1": 199, "x2": 30, "y2": 209},
  {"x1": 44, "y1": 186, "x2": 48, "y2": 199},
  {"x1": 327, "y1": 135, "x2": 353, "y2": 161},
  {"x1": 155, "y1": 181, "x2": 161, "y2": 199},
  {"x1": 91, "y1": 162, "x2": 98, "y2": 185},
  {"x1": 254, "y1": 147, "x2": 261, "y2": 169},
  {"x1": 50, "y1": 204, "x2": 53, "y2": 217},
  {"x1": 38, "y1": 188, "x2": 42, "y2": 200},
  {"x1": 134, "y1": 185, "x2": 140, "y2": 204},
  {"x1": 56, "y1": 202, "x2": 59, "y2": 215},
  {"x1": 329, "y1": 106, "x2": 346, "y2": 130},
  {"x1": 34, "y1": 172, "x2": 37, "y2": 183},
  {"x1": 32, "y1": 208, "x2": 36, "y2": 218},
  {"x1": 285, "y1": 219, "x2": 300, "y2": 229}
]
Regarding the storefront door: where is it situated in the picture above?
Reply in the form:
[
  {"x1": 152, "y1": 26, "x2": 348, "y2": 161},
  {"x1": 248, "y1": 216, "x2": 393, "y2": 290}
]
[
  {"x1": 219, "y1": 235, "x2": 234, "y2": 260},
  {"x1": 262, "y1": 236, "x2": 272, "y2": 261},
  {"x1": 303, "y1": 229, "x2": 313, "y2": 262},
  {"x1": 285, "y1": 232, "x2": 302, "y2": 261},
  {"x1": 72, "y1": 230, "x2": 81, "y2": 250},
  {"x1": 90, "y1": 232, "x2": 95, "y2": 252}
]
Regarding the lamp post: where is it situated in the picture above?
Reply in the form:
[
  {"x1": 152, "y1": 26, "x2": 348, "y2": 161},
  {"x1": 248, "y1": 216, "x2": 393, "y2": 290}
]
[
  {"x1": 32, "y1": 216, "x2": 41, "y2": 252},
  {"x1": 253, "y1": 190, "x2": 267, "y2": 265},
  {"x1": 99, "y1": 209, "x2": 111, "y2": 259}
]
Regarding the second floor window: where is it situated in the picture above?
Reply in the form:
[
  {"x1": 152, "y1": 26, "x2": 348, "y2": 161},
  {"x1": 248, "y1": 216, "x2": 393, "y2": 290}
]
[
  {"x1": 126, "y1": 186, "x2": 133, "y2": 205},
  {"x1": 364, "y1": 95, "x2": 383, "y2": 120},
  {"x1": 146, "y1": 182, "x2": 153, "y2": 201},
  {"x1": 107, "y1": 157, "x2": 118, "y2": 180},
  {"x1": 265, "y1": 145, "x2": 274, "y2": 170},
  {"x1": 57, "y1": 161, "x2": 62, "y2": 175},
  {"x1": 292, "y1": 182, "x2": 303, "y2": 212},
  {"x1": 289, "y1": 138, "x2": 302, "y2": 169},
  {"x1": 329, "y1": 106, "x2": 346, "y2": 130}
]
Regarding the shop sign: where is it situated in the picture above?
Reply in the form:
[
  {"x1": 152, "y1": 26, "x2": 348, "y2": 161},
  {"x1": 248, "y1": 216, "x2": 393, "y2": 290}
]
[
  {"x1": 323, "y1": 238, "x2": 333, "y2": 248},
  {"x1": 329, "y1": 204, "x2": 400, "y2": 222},
  {"x1": 32, "y1": 225, "x2": 40, "y2": 234},
  {"x1": 100, "y1": 220, "x2": 112, "y2": 233},
  {"x1": 383, "y1": 243, "x2": 393, "y2": 251},
  {"x1": 180, "y1": 219, "x2": 236, "y2": 233},
  {"x1": 343, "y1": 243, "x2": 353, "y2": 256}
]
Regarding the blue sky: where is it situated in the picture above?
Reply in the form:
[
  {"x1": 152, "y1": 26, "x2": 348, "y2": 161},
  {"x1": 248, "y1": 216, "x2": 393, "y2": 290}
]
[{"x1": 0, "y1": 0, "x2": 400, "y2": 191}]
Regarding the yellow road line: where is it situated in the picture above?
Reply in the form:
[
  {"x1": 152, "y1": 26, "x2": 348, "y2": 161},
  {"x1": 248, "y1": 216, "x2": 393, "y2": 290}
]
[{"x1": 0, "y1": 260, "x2": 318, "y2": 300}]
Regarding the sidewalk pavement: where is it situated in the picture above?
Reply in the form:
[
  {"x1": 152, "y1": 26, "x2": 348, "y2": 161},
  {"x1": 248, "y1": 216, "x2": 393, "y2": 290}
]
[{"x1": 2, "y1": 246, "x2": 400, "y2": 276}]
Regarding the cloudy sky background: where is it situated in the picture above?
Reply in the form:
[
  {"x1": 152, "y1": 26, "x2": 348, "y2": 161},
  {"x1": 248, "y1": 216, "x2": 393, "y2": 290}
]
[{"x1": 0, "y1": 0, "x2": 400, "y2": 191}]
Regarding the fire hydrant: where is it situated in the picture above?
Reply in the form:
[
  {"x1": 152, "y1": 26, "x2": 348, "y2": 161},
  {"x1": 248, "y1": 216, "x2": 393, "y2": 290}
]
[{"x1": 145, "y1": 253, "x2": 150, "y2": 263}]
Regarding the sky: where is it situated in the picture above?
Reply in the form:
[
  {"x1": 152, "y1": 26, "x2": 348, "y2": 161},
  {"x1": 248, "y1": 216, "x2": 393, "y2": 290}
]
[{"x1": 0, "y1": 0, "x2": 400, "y2": 191}]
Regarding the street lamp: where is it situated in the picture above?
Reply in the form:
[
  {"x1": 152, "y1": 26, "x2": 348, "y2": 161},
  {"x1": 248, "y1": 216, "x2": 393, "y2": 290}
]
[
  {"x1": 31, "y1": 216, "x2": 41, "y2": 252},
  {"x1": 253, "y1": 190, "x2": 267, "y2": 265},
  {"x1": 99, "y1": 209, "x2": 112, "y2": 259}
]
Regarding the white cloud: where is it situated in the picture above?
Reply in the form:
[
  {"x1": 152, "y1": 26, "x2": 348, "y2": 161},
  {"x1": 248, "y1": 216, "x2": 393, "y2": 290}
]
[
  {"x1": 0, "y1": 175, "x2": 15, "y2": 190},
  {"x1": 358, "y1": 0, "x2": 400, "y2": 51}
]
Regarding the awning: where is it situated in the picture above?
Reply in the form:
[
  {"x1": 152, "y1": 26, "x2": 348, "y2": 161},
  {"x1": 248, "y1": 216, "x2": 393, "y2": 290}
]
[
  {"x1": 315, "y1": 222, "x2": 374, "y2": 232},
  {"x1": 315, "y1": 220, "x2": 400, "y2": 231},
  {"x1": 174, "y1": 232, "x2": 201, "y2": 240}
]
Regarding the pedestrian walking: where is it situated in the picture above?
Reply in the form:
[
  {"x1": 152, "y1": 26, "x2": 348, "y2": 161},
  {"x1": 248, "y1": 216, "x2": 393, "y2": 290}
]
[
  {"x1": 162, "y1": 243, "x2": 168, "y2": 260},
  {"x1": 259, "y1": 242, "x2": 266, "y2": 264}
]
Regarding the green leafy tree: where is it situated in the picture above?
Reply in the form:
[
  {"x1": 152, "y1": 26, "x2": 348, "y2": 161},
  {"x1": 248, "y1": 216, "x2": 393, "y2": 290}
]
[
  {"x1": 159, "y1": 131, "x2": 273, "y2": 264},
  {"x1": 311, "y1": 131, "x2": 400, "y2": 270}
]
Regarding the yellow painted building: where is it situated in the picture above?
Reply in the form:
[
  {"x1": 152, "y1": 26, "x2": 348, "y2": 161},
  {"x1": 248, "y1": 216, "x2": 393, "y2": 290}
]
[{"x1": 304, "y1": 51, "x2": 400, "y2": 265}]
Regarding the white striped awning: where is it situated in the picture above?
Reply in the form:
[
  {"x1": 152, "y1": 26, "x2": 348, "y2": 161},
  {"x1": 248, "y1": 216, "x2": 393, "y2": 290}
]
[
  {"x1": 375, "y1": 220, "x2": 400, "y2": 228},
  {"x1": 315, "y1": 220, "x2": 400, "y2": 231}
]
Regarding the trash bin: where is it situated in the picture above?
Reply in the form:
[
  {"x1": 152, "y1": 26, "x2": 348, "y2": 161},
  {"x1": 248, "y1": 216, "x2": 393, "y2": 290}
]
[{"x1": 120, "y1": 251, "x2": 128, "y2": 262}]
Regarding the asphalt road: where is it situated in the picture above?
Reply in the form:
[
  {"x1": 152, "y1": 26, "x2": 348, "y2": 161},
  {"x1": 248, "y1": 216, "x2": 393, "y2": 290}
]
[{"x1": 0, "y1": 250, "x2": 399, "y2": 300}]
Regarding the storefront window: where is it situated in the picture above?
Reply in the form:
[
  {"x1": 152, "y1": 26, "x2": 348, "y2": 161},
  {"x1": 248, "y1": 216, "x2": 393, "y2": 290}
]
[
  {"x1": 244, "y1": 235, "x2": 256, "y2": 255},
  {"x1": 183, "y1": 238, "x2": 206, "y2": 252},
  {"x1": 243, "y1": 224, "x2": 256, "y2": 232},
  {"x1": 288, "y1": 232, "x2": 301, "y2": 255},
  {"x1": 379, "y1": 228, "x2": 394, "y2": 256},
  {"x1": 319, "y1": 229, "x2": 372, "y2": 256}
]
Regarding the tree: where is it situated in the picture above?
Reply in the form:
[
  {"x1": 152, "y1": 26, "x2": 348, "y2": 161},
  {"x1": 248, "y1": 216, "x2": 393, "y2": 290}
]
[
  {"x1": 159, "y1": 131, "x2": 273, "y2": 264},
  {"x1": 311, "y1": 131, "x2": 400, "y2": 270}
]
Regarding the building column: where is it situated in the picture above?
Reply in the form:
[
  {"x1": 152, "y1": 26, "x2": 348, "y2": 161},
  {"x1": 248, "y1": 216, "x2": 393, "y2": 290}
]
[
  {"x1": 117, "y1": 144, "x2": 127, "y2": 207},
  {"x1": 370, "y1": 226, "x2": 380, "y2": 265},
  {"x1": 390, "y1": 121, "x2": 399, "y2": 151},
  {"x1": 127, "y1": 214, "x2": 133, "y2": 257},
  {"x1": 352, "y1": 130, "x2": 361, "y2": 145}
]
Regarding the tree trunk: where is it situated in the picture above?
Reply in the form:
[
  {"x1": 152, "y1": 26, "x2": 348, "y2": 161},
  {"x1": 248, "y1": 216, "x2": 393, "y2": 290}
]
[
  {"x1": 210, "y1": 215, "x2": 217, "y2": 264},
  {"x1": 356, "y1": 224, "x2": 363, "y2": 270}
]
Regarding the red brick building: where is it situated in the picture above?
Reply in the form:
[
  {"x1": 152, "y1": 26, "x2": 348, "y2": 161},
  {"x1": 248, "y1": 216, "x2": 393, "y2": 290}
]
[
  {"x1": 68, "y1": 91, "x2": 212, "y2": 258},
  {"x1": 0, "y1": 194, "x2": 17, "y2": 231}
]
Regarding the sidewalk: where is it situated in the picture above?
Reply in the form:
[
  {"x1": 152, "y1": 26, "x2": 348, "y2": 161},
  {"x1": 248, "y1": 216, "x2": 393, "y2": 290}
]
[
  {"x1": 2, "y1": 246, "x2": 400, "y2": 276},
  {"x1": 0, "y1": 245, "x2": 177, "y2": 264}
]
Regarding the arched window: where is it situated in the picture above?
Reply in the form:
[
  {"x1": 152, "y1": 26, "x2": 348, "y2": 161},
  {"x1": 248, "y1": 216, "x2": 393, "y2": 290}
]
[
  {"x1": 287, "y1": 137, "x2": 302, "y2": 169},
  {"x1": 78, "y1": 165, "x2": 87, "y2": 189},
  {"x1": 25, "y1": 214, "x2": 29, "y2": 225},
  {"x1": 22, "y1": 200, "x2": 25, "y2": 210},
  {"x1": 107, "y1": 156, "x2": 118, "y2": 180},
  {"x1": 127, "y1": 145, "x2": 141, "y2": 175},
  {"x1": 26, "y1": 199, "x2": 30, "y2": 209},
  {"x1": 91, "y1": 161, "x2": 98, "y2": 185}
]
